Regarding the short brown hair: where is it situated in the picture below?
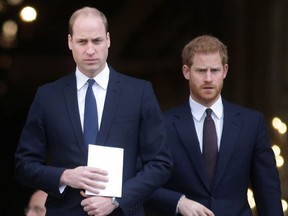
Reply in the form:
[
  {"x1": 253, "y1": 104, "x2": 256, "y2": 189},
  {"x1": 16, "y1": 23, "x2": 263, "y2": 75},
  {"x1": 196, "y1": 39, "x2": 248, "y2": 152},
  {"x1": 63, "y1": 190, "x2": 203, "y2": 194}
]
[{"x1": 181, "y1": 35, "x2": 228, "y2": 67}]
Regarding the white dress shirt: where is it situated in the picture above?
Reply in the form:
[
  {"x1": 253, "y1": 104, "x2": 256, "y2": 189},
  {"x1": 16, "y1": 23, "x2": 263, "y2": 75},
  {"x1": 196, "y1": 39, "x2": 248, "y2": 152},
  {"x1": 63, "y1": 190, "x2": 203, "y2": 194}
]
[
  {"x1": 59, "y1": 64, "x2": 109, "y2": 193},
  {"x1": 76, "y1": 64, "x2": 109, "y2": 131},
  {"x1": 189, "y1": 96, "x2": 224, "y2": 152}
]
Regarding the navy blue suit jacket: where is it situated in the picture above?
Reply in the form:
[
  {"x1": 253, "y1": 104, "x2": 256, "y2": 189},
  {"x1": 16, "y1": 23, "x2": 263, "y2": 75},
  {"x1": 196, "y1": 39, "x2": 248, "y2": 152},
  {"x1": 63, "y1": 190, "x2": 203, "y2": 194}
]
[
  {"x1": 146, "y1": 100, "x2": 283, "y2": 216},
  {"x1": 15, "y1": 66, "x2": 173, "y2": 216}
]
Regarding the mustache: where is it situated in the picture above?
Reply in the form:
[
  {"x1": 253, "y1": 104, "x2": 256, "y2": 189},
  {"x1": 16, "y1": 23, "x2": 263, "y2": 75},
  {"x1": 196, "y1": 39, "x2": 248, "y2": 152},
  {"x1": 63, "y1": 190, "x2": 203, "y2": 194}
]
[{"x1": 202, "y1": 84, "x2": 215, "y2": 88}]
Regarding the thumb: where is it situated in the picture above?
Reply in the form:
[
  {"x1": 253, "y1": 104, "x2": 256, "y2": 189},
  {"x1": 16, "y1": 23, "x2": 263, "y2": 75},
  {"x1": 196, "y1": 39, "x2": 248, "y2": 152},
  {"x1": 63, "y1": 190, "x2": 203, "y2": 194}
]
[{"x1": 80, "y1": 190, "x2": 90, "y2": 198}]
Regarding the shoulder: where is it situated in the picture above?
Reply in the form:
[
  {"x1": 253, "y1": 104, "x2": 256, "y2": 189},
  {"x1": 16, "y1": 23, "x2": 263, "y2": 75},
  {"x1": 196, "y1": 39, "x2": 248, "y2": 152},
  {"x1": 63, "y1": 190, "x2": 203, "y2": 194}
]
[
  {"x1": 38, "y1": 73, "x2": 75, "y2": 89},
  {"x1": 109, "y1": 66, "x2": 149, "y2": 84},
  {"x1": 223, "y1": 99, "x2": 264, "y2": 119},
  {"x1": 164, "y1": 100, "x2": 190, "y2": 118},
  {"x1": 109, "y1": 65, "x2": 153, "y2": 91},
  {"x1": 33, "y1": 73, "x2": 75, "y2": 99}
]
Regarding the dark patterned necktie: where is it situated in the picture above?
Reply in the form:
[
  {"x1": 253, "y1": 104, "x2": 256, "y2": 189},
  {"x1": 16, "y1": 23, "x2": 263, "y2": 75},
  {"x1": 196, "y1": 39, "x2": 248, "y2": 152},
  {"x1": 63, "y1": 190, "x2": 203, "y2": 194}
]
[
  {"x1": 83, "y1": 79, "x2": 98, "y2": 146},
  {"x1": 203, "y1": 108, "x2": 218, "y2": 186}
]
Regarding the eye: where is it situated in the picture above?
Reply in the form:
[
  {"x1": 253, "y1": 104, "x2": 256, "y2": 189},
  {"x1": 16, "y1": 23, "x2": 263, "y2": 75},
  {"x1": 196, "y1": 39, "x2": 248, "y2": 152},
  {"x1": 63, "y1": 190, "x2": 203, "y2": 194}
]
[
  {"x1": 196, "y1": 69, "x2": 206, "y2": 73},
  {"x1": 34, "y1": 207, "x2": 45, "y2": 214},
  {"x1": 211, "y1": 68, "x2": 221, "y2": 73},
  {"x1": 93, "y1": 38, "x2": 102, "y2": 44},
  {"x1": 78, "y1": 39, "x2": 87, "y2": 45}
]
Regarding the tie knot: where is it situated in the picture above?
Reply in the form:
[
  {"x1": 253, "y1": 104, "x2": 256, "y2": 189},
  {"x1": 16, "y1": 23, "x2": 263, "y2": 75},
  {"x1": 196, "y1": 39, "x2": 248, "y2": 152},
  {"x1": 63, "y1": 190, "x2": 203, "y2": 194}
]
[
  {"x1": 206, "y1": 108, "x2": 212, "y2": 116},
  {"x1": 205, "y1": 108, "x2": 213, "y2": 120},
  {"x1": 88, "y1": 79, "x2": 95, "y2": 87}
]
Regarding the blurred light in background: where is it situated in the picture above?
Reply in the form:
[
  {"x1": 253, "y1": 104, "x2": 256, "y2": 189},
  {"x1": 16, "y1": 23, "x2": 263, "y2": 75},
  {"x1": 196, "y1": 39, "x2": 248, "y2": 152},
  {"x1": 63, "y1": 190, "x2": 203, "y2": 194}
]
[
  {"x1": 272, "y1": 117, "x2": 287, "y2": 134},
  {"x1": 248, "y1": 188, "x2": 256, "y2": 209},
  {"x1": 271, "y1": 116, "x2": 287, "y2": 215},
  {"x1": 0, "y1": 3, "x2": 37, "y2": 49},
  {"x1": 7, "y1": 0, "x2": 23, "y2": 6},
  {"x1": 247, "y1": 116, "x2": 287, "y2": 215},
  {"x1": 283, "y1": 200, "x2": 288, "y2": 213},
  {"x1": 19, "y1": 6, "x2": 37, "y2": 22},
  {"x1": 0, "y1": 19, "x2": 18, "y2": 48}
]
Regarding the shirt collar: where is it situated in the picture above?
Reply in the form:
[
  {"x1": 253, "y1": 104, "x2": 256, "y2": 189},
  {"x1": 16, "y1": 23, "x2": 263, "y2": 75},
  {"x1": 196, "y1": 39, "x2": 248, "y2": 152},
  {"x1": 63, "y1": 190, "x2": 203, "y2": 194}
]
[
  {"x1": 76, "y1": 63, "x2": 110, "y2": 90},
  {"x1": 189, "y1": 96, "x2": 223, "y2": 121}
]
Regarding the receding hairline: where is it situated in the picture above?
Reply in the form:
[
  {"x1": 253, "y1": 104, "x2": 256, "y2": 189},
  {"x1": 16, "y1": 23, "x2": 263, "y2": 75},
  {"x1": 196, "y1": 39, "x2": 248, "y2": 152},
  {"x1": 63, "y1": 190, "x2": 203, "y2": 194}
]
[{"x1": 68, "y1": 6, "x2": 108, "y2": 36}]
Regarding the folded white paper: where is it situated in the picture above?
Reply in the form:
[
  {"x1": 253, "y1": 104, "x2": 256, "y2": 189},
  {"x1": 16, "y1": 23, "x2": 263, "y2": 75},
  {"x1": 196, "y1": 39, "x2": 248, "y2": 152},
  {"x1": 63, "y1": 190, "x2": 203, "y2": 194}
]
[{"x1": 86, "y1": 144, "x2": 124, "y2": 197}]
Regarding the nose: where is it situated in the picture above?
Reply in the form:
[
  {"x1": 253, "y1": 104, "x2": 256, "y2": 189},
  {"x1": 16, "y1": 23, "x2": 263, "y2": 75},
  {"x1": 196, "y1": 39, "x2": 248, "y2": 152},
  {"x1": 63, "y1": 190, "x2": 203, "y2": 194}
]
[
  {"x1": 85, "y1": 44, "x2": 95, "y2": 55},
  {"x1": 204, "y1": 71, "x2": 213, "y2": 82}
]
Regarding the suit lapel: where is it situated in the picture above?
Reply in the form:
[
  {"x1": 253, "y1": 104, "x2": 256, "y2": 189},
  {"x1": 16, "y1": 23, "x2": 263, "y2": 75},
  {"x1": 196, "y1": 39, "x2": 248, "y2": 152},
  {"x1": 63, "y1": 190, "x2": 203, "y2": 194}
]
[
  {"x1": 173, "y1": 102, "x2": 210, "y2": 189},
  {"x1": 61, "y1": 68, "x2": 122, "y2": 153},
  {"x1": 97, "y1": 68, "x2": 121, "y2": 146},
  {"x1": 62, "y1": 74, "x2": 87, "y2": 155},
  {"x1": 213, "y1": 101, "x2": 242, "y2": 190}
]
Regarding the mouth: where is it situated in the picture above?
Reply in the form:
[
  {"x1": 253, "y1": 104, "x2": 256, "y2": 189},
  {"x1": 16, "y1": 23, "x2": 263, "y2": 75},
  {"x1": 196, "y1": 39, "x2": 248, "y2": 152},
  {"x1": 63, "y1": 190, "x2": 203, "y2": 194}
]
[
  {"x1": 202, "y1": 86, "x2": 215, "y2": 94},
  {"x1": 84, "y1": 59, "x2": 97, "y2": 64},
  {"x1": 203, "y1": 86, "x2": 214, "y2": 90}
]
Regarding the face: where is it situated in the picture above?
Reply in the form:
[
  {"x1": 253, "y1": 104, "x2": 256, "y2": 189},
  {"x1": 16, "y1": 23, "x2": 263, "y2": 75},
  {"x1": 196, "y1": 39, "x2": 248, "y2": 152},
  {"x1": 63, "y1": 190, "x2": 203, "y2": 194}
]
[
  {"x1": 182, "y1": 52, "x2": 228, "y2": 107},
  {"x1": 25, "y1": 190, "x2": 47, "y2": 216},
  {"x1": 68, "y1": 15, "x2": 110, "y2": 77}
]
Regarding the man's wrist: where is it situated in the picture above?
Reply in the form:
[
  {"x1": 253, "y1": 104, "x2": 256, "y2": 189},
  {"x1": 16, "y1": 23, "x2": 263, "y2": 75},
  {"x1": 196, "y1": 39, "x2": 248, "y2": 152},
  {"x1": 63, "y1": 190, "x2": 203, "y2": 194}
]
[
  {"x1": 111, "y1": 197, "x2": 119, "y2": 208},
  {"x1": 176, "y1": 195, "x2": 185, "y2": 213}
]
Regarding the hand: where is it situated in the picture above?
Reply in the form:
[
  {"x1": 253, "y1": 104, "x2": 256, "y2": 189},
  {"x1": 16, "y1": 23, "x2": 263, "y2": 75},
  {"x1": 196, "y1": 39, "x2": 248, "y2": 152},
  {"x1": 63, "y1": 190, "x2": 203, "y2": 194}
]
[
  {"x1": 60, "y1": 166, "x2": 109, "y2": 194},
  {"x1": 80, "y1": 191, "x2": 117, "y2": 216},
  {"x1": 178, "y1": 197, "x2": 215, "y2": 216}
]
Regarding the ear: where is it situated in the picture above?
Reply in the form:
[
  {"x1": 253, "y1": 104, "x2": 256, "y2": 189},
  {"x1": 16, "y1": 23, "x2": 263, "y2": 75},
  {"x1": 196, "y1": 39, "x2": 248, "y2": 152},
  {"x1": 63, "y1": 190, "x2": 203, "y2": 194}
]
[
  {"x1": 68, "y1": 34, "x2": 72, "y2": 50},
  {"x1": 223, "y1": 64, "x2": 228, "y2": 79},
  {"x1": 182, "y1": 65, "x2": 190, "y2": 80},
  {"x1": 107, "y1": 32, "x2": 111, "y2": 48}
]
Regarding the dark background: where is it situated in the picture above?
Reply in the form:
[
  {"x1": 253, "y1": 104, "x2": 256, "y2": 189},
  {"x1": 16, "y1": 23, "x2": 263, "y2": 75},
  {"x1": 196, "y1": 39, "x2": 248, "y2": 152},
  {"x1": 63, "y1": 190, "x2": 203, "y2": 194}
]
[{"x1": 1, "y1": 0, "x2": 288, "y2": 215}]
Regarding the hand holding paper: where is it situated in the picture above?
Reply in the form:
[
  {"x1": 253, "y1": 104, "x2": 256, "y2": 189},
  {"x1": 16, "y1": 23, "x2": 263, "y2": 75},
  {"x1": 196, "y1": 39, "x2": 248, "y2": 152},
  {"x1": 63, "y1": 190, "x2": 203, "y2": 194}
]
[{"x1": 86, "y1": 145, "x2": 124, "y2": 197}]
